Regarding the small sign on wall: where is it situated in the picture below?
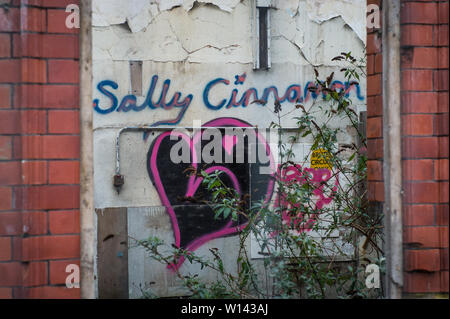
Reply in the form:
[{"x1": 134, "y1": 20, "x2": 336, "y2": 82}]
[{"x1": 310, "y1": 148, "x2": 333, "y2": 169}]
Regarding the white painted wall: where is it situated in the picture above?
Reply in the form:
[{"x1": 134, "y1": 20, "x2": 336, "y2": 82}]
[{"x1": 92, "y1": 0, "x2": 367, "y2": 297}]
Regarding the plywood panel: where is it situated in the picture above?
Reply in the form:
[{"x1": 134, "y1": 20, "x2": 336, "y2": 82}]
[{"x1": 97, "y1": 207, "x2": 129, "y2": 299}]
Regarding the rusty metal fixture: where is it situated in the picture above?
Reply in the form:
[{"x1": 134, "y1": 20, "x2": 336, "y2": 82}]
[{"x1": 113, "y1": 174, "x2": 125, "y2": 194}]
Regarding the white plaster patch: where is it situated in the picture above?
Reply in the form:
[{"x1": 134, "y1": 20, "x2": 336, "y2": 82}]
[
  {"x1": 167, "y1": 3, "x2": 252, "y2": 62},
  {"x1": 271, "y1": 3, "x2": 365, "y2": 67},
  {"x1": 93, "y1": 3, "x2": 253, "y2": 63},
  {"x1": 92, "y1": 0, "x2": 156, "y2": 28},
  {"x1": 272, "y1": 0, "x2": 300, "y2": 17},
  {"x1": 187, "y1": 45, "x2": 252, "y2": 64},
  {"x1": 107, "y1": 13, "x2": 189, "y2": 62},
  {"x1": 305, "y1": 0, "x2": 366, "y2": 43},
  {"x1": 127, "y1": 4, "x2": 159, "y2": 33}
]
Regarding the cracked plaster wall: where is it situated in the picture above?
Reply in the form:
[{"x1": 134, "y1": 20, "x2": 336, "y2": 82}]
[
  {"x1": 92, "y1": 0, "x2": 367, "y2": 297},
  {"x1": 92, "y1": 0, "x2": 365, "y2": 62},
  {"x1": 92, "y1": 0, "x2": 366, "y2": 130}
]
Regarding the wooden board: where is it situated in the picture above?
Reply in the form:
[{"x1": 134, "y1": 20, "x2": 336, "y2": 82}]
[
  {"x1": 130, "y1": 61, "x2": 143, "y2": 96},
  {"x1": 97, "y1": 207, "x2": 129, "y2": 299}
]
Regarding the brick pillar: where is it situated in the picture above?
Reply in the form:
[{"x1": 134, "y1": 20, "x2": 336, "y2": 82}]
[
  {"x1": 368, "y1": 0, "x2": 449, "y2": 297},
  {"x1": 0, "y1": 0, "x2": 80, "y2": 299},
  {"x1": 400, "y1": 0, "x2": 449, "y2": 296},
  {"x1": 366, "y1": 1, "x2": 384, "y2": 208},
  {"x1": 367, "y1": 0, "x2": 449, "y2": 297}
]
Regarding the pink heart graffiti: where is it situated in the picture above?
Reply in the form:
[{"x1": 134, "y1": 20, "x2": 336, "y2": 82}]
[{"x1": 148, "y1": 118, "x2": 275, "y2": 270}]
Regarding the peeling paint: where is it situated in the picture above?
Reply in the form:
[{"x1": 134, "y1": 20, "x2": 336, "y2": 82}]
[
  {"x1": 93, "y1": 3, "x2": 253, "y2": 63},
  {"x1": 93, "y1": 0, "x2": 365, "y2": 44},
  {"x1": 305, "y1": 0, "x2": 366, "y2": 43},
  {"x1": 92, "y1": 0, "x2": 155, "y2": 28},
  {"x1": 127, "y1": 3, "x2": 159, "y2": 33},
  {"x1": 271, "y1": 2, "x2": 364, "y2": 66},
  {"x1": 93, "y1": 0, "x2": 242, "y2": 33}
]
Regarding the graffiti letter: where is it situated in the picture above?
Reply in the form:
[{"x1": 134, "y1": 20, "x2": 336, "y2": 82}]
[
  {"x1": 345, "y1": 81, "x2": 365, "y2": 101},
  {"x1": 93, "y1": 80, "x2": 119, "y2": 114},
  {"x1": 284, "y1": 84, "x2": 302, "y2": 103},
  {"x1": 116, "y1": 95, "x2": 137, "y2": 112},
  {"x1": 261, "y1": 86, "x2": 284, "y2": 105},
  {"x1": 65, "y1": 4, "x2": 80, "y2": 29},
  {"x1": 365, "y1": 264, "x2": 380, "y2": 288},
  {"x1": 65, "y1": 264, "x2": 80, "y2": 288},
  {"x1": 203, "y1": 78, "x2": 230, "y2": 110}
]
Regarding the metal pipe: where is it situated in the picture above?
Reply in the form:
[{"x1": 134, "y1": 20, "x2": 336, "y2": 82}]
[
  {"x1": 382, "y1": 0, "x2": 403, "y2": 299},
  {"x1": 79, "y1": 0, "x2": 95, "y2": 299}
]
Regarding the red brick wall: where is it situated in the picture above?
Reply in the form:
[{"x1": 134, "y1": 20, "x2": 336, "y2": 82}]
[
  {"x1": 400, "y1": 0, "x2": 449, "y2": 295},
  {"x1": 367, "y1": 0, "x2": 449, "y2": 296},
  {"x1": 0, "y1": 0, "x2": 80, "y2": 299},
  {"x1": 366, "y1": 0, "x2": 384, "y2": 208}
]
